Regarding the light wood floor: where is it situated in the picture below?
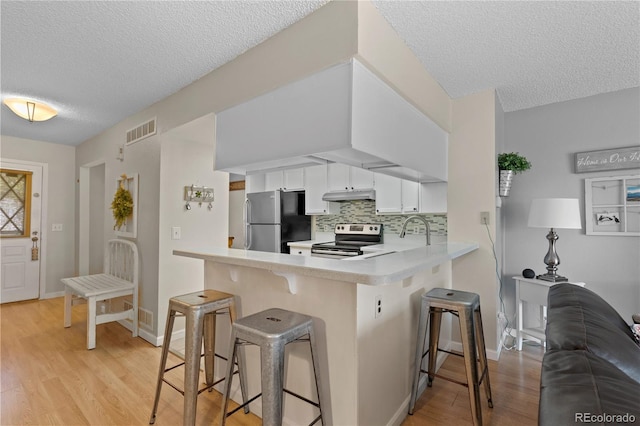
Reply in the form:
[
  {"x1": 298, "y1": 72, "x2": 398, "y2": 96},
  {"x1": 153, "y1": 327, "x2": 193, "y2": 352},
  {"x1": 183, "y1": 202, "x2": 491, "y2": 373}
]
[{"x1": 0, "y1": 297, "x2": 542, "y2": 425}]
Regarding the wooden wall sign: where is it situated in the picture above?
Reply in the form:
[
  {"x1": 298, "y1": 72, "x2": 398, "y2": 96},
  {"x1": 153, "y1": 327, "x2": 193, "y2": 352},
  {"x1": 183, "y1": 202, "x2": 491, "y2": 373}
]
[
  {"x1": 575, "y1": 146, "x2": 640, "y2": 173},
  {"x1": 229, "y1": 180, "x2": 245, "y2": 191}
]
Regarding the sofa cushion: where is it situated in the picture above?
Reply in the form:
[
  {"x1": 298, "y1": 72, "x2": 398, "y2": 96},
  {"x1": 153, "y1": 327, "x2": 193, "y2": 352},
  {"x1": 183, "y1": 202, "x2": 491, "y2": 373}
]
[
  {"x1": 540, "y1": 350, "x2": 640, "y2": 426},
  {"x1": 546, "y1": 284, "x2": 640, "y2": 383}
]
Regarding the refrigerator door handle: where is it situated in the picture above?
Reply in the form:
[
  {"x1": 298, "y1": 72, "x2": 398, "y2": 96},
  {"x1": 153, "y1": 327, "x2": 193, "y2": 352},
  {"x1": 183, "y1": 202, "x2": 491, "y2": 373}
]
[{"x1": 244, "y1": 198, "x2": 251, "y2": 249}]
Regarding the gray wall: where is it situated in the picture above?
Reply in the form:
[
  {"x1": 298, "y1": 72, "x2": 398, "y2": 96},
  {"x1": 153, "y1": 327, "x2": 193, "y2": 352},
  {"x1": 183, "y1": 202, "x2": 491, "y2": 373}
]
[{"x1": 503, "y1": 87, "x2": 640, "y2": 322}]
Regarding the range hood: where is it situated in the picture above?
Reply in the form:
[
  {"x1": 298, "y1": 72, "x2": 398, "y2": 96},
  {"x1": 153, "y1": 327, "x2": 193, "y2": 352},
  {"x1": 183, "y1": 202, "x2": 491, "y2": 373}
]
[{"x1": 322, "y1": 189, "x2": 376, "y2": 202}]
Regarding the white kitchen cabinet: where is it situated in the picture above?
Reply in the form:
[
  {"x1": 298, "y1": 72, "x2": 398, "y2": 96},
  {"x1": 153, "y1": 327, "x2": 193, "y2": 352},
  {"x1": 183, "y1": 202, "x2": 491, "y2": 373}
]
[
  {"x1": 305, "y1": 165, "x2": 340, "y2": 215},
  {"x1": 350, "y1": 167, "x2": 375, "y2": 190},
  {"x1": 328, "y1": 163, "x2": 374, "y2": 192},
  {"x1": 264, "y1": 171, "x2": 283, "y2": 191},
  {"x1": 374, "y1": 173, "x2": 402, "y2": 214},
  {"x1": 264, "y1": 168, "x2": 305, "y2": 192},
  {"x1": 327, "y1": 163, "x2": 351, "y2": 191},
  {"x1": 420, "y1": 182, "x2": 447, "y2": 213},
  {"x1": 245, "y1": 174, "x2": 265, "y2": 194},
  {"x1": 284, "y1": 169, "x2": 305, "y2": 190},
  {"x1": 402, "y1": 180, "x2": 420, "y2": 213}
]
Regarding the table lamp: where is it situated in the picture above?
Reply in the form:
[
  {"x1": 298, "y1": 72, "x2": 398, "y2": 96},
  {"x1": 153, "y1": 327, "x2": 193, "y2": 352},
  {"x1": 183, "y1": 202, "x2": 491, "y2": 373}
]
[{"x1": 527, "y1": 198, "x2": 581, "y2": 282}]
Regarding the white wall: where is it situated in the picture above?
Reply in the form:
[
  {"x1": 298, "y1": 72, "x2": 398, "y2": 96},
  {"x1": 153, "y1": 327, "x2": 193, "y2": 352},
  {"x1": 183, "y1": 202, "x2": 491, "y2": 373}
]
[
  {"x1": 89, "y1": 163, "x2": 105, "y2": 274},
  {"x1": 76, "y1": 132, "x2": 161, "y2": 335},
  {"x1": 494, "y1": 95, "x2": 507, "y2": 348},
  {"x1": 503, "y1": 87, "x2": 640, "y2": 321},
  {"x1": 0, "y1": 136, "x2": 76, "y2": 297},
  {"x1": 157, "y1": 115, "x2": 230, "y2": 340},
  {"x1": 448, "y1": 90, "x2": 499, "y2": 354}
]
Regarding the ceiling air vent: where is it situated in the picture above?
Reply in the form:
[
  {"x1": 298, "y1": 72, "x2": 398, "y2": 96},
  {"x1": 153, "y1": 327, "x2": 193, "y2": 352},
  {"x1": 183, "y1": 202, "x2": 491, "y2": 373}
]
[{"x1": 126, "y1": 117, "x2": 157, "y2": 145}]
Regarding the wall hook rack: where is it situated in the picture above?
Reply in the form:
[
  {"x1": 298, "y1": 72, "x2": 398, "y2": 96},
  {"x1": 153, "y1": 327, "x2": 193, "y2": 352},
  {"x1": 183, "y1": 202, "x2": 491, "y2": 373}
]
[{"x1": 184, "y1": 185, "x2": 214, "y2": 210}]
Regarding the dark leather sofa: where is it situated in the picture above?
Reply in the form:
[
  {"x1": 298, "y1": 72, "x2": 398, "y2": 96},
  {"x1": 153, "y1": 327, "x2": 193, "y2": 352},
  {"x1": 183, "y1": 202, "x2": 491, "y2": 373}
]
[{"x1": 539, "y1": 284, "x2": 640, "y2": 425}]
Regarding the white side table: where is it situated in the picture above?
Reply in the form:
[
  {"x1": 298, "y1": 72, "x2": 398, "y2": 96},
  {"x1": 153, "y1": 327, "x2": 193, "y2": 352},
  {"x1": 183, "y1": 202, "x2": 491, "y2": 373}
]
[{"x1": 513, "y1": 276, "x2": 585, "y2": 351}]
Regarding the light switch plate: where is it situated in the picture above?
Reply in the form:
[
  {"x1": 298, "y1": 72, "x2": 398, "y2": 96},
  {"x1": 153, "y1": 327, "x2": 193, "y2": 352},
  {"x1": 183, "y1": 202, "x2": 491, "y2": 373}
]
[
  {"x1": 171, "y1": 227, "x2": 181, "y2": 240},
  {"x1": 52, "y1": 224, "x2": 63, "y2": 232}
]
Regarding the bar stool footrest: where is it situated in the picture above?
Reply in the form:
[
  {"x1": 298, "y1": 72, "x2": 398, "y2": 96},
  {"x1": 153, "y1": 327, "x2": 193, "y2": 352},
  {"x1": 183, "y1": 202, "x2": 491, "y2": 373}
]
[{"x1": 225, "y1": 393, "x2": 261, "y2": 417}]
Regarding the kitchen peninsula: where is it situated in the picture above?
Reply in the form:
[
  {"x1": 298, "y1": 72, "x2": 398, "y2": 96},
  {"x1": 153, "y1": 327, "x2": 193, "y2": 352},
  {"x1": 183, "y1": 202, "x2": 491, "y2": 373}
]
[{"x1": 174, "y1": 241, "x2": 477, "y2": 425}]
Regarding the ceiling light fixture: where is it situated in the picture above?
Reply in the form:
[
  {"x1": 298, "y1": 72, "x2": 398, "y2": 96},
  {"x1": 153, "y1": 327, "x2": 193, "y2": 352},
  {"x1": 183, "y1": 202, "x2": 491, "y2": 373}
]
[{"x1": 3, "y1": 98, "x2": 57, "y2": 122}]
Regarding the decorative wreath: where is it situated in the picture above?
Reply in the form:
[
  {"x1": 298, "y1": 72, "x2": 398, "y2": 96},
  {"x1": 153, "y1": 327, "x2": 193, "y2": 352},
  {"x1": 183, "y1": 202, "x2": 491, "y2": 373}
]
[{"x1": 111, "y1": 174, "x2": 134, "y2": 230}]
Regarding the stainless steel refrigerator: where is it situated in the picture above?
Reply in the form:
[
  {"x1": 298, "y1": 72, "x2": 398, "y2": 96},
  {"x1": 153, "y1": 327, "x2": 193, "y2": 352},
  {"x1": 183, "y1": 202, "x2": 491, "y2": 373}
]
[{"x1": 245, "y1": 190, "x2": 311, "y2": 253}]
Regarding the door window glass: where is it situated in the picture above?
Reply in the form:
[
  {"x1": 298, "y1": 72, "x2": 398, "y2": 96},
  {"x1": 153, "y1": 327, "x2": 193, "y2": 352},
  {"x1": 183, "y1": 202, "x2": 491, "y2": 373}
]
[{"x1": 0, "y1": 169, "x2": 32, "y2": 237}]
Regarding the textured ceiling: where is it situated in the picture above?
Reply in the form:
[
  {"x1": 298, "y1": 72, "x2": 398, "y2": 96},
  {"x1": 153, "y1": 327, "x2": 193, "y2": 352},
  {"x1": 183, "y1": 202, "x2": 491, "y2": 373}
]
[{"x1": 1, "y1": 1, "x2": 638, "y2": 147}]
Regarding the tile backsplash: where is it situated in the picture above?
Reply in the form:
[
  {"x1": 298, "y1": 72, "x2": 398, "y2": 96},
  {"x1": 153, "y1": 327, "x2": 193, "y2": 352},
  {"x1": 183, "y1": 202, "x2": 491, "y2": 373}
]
[{"x1": 313, "y1": 200, "x2": 447, "y2": 236}]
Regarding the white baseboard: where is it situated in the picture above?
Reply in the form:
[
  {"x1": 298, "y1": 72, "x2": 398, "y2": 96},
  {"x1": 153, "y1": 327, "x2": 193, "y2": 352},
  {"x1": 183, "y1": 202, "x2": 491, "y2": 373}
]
[
  {"x1": 117, "y1": 319, "x2": 184, "y2": 347},
  {"x1": 42, "y1": 290, "x2": 65, "y2": 300},
  {"x1": 389, "y1": 394, "x2": 411, "y2": 426}
]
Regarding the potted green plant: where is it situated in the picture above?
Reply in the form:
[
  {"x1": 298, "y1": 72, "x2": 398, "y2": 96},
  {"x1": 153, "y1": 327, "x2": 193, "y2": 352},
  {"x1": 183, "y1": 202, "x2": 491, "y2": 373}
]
[{"x1": 498, "y1": 152, "x2": 531, "y2": 197}]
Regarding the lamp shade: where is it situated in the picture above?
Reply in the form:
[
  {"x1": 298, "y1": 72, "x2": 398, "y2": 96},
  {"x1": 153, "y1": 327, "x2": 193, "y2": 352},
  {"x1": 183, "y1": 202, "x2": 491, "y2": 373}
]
[
  {"x1": 3, "y1": 98, "x2": 57, "y2": 122},
  {"x1": 528, "y1": 198, "x2": 581, "y2": 229}
]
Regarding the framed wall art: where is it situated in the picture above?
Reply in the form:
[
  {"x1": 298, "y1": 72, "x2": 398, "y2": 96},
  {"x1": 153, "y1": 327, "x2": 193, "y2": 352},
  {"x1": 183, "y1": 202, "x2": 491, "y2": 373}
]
[{"x1": 585, "y1": 174, "x2": 640, "y2": 236}]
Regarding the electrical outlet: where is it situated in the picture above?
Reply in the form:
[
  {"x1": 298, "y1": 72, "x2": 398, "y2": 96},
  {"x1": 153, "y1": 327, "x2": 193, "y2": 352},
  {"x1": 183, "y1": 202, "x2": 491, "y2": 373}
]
[
  {"x1": 374, "y1": 295, "x2": 382, "y2": 318},
  {"x1": 480, "y1": 211, "x2": 490, "y2": 225},
  {"x1": 413, "y1": 225, "x2": 419, "y2": 234}
]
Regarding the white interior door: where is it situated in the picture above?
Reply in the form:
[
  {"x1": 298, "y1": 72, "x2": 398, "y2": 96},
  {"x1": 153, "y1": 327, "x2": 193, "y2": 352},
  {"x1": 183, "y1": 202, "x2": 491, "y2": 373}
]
[{"x1": 0, "y1": 162, "x2": 43, "y2": 303}]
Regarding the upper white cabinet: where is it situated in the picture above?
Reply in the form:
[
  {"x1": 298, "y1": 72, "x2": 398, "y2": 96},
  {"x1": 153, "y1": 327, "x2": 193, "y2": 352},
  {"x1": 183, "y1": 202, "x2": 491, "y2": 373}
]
[
  {"x1": 246, "y1": 174, "x2": 265, "y2": 194},
  {"x1": 327, "y1": 163, "x2": 374, "y2": 192},
  {"x1": 304, "y1": 165, "x2": 339, "y2": 215},
  {"x1": 215, "y1": 59, "x2": 448, "y2": 183},
  {"x1": 420, "y1": 182, "x2": 447, "y2": 213},
  {"x1": 264, "y1": 168, "x2": 304, "y2": 192},
  {"x1": 350, "y1": 167, "x2": 375, "y2": 190},
  {"x1": 327, "y1": 163, "x2": 351, "y2": 191},
  {"x1": 401, "y1": 180, "x2": 420, "y2": 213},
  {"x1": 374, "y1": 173, "x2": 402, "y2": 214},
  {"x1": 373, "y1": 175, "x2": 430, "y2": 214}
]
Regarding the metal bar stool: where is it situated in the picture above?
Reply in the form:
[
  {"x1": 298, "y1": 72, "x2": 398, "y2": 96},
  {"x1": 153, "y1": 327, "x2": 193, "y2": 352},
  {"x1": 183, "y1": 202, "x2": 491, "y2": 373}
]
[
  {"x1": 150, "y1": 290, "x2": 249, "y2": 426},
  {"x1": 220, "y1": 308, "x2": 325, "y2": 426},
  {"x1": 408, "y1": 288, "x2": 493, "y2": 426}
]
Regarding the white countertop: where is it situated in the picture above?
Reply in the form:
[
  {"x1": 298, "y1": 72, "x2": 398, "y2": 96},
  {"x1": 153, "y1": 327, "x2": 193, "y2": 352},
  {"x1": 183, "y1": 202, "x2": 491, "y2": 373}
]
[{"x1": 174, "y1": 241, "x2": 478, "y2": 285}]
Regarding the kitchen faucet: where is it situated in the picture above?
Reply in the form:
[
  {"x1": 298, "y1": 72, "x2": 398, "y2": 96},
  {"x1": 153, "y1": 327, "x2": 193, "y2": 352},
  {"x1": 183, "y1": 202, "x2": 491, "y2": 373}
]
[{"x1": 399, "y1": 215, "x2": 431, "y2": 246}]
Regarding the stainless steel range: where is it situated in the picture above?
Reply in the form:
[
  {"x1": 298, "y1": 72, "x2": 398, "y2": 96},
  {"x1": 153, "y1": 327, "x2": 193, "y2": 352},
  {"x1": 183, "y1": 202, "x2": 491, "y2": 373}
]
[{"x1": 311, "y1": 223, "x2": 383, "y2": 259}]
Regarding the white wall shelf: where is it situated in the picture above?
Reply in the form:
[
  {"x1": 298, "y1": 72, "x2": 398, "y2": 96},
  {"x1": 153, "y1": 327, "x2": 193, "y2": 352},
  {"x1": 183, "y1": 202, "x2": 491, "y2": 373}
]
[{"x1": 585, "y1": 174, "x2": 640, "y2": 236}]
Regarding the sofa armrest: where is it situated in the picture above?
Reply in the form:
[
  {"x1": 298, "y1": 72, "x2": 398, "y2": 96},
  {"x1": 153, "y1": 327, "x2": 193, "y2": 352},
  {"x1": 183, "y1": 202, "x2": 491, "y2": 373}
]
[{"x1": 540, "y1": 350, "x2": 640, "y2": 426}]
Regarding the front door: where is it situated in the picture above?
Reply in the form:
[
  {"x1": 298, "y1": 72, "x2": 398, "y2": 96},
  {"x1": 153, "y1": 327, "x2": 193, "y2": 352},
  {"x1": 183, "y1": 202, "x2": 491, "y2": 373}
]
[{"x1": 0, "y1": 161, "x2": 42, "y2": 303}]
